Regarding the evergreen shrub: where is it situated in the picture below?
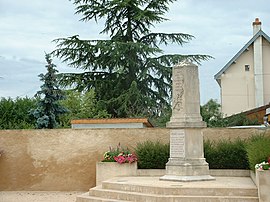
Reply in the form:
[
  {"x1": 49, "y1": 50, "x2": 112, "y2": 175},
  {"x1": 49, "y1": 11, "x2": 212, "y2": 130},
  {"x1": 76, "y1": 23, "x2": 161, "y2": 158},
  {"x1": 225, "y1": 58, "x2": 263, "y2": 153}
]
[
  {"x1": 135, "y1": 140, "x2": 169, "y2": 169},
  {"x1": 204, "y1": 138, "x2": 249, "y2": 169},
  {"x1": 135, "y1": 136, "x2": 270, "y2": 170},
  {"x1": 246, "y1": 134, "x2": 270, "y2": 171}
]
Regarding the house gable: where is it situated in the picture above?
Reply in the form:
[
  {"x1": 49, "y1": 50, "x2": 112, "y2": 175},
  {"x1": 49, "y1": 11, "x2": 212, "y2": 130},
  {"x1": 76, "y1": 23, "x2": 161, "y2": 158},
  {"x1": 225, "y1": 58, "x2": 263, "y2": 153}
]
[{"x1": 214, "y1": 30, "x2": 270, "y2": 86}]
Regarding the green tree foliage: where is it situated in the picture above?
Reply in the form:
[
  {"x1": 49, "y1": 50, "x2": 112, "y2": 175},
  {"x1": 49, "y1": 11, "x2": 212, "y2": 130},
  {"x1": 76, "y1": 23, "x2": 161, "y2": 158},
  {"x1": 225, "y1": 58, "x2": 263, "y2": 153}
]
[
  {"x1": 0, "y1": 97, "x2": 36, "y2": 129},
  {"x1": 223, "y1": 113, "x2": 259, "y2": 127},
  {"x1": 59, "y1": 89, "x2": 110, "y2": 127},
  {"x1": 150, "y1": 106, "x2": 171, "y2": 127},
  {"x1": 31, "y1": 54, "x2": 68, "y2": 129},
  {"x1": 201, "y1": 99, "x2": 223, "y2": 127},
  {"x1": 52, "y1": 0, "x2": 211, "y2": 118},
  {"x1": 201, "y1": 99, "x2": 259, "y2": 127}
]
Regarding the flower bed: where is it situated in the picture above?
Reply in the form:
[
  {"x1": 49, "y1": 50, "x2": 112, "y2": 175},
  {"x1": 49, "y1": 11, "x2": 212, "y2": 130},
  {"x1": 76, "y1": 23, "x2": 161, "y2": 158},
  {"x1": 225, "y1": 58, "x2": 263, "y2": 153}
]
[
  {"x1": 96, "y1": 143, "x2": 138, "y2": 185},
  {"x1": 102, "y1": 143, "x2": 137, "y2": 164},
  {"x1": 254, "y1": 158, "x2": 270, "y2": 202},
  {"x1": 256, "y1": 169, "x2": 270, "y2": 202},
  {"x1": 96, "y1": 162, "x2": 137, "y2": 185},
  {"x1": 255, "y1": 160, "x2": 270, "y2": 171}
]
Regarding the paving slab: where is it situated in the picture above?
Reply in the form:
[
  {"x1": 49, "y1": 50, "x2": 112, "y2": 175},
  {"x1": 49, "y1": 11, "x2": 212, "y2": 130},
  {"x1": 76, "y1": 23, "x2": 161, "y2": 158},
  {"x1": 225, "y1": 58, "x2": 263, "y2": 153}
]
[{"x1": 0, "y1": 191, "x2": 84, "y2": 202}]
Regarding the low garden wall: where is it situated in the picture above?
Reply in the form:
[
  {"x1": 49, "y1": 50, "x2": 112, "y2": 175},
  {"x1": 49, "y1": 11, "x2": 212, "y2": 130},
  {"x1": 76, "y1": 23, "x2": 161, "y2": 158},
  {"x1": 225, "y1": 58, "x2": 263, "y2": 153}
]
[{"x1": 0, "y1": 128, "x2": 269, "y2": 191}]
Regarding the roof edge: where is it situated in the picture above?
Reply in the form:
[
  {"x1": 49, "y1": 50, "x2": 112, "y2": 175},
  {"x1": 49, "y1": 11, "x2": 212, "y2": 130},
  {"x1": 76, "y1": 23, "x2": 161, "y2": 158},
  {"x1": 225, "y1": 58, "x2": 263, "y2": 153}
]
[
  {"x1": 70, "y1": 118, "x2": 154, "y2": 127},
  {"x1": 214, "y1": 30, "x2": 270, "y2": 82}
]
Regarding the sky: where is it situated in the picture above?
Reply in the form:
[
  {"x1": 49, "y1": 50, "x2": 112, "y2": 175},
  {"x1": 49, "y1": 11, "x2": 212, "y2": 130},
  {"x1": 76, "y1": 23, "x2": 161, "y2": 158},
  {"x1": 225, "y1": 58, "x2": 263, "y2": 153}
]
[{"x1": 0, "y1": 0, "x2": 269, "y2": 104}]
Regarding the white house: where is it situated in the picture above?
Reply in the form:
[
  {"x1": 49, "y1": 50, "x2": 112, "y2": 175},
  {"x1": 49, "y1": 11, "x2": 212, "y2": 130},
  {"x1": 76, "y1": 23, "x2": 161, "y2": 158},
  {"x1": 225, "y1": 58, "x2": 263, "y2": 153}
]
[{"x1": 214, "y1": 18, "x2": 270, "y2": 116}]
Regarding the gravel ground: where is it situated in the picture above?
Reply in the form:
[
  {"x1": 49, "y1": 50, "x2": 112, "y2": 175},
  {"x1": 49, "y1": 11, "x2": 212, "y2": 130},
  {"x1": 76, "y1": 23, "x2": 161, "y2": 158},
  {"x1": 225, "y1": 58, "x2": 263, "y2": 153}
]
[{"x1": 0, "y1": 191, "x2": 85, "y2": 202}]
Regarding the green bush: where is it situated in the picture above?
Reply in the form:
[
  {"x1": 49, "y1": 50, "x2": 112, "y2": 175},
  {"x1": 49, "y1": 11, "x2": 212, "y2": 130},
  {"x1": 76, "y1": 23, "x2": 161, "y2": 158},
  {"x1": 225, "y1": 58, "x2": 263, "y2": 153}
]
[
  {"x1": 135, "y1": 136, "x2": 270, "y2": 170},
  {"x1": 204, "y1": 139, "x2": 249, "y2": 169},
  {"x1": 0, "y1": 97, "x2": 36, "y2": 129},
  {"x1": 135, "y1": 140, "x2": 169, "y2": 169},
  {"x1": 246, "y1": 134, "x2": 270, "y2": 171}
]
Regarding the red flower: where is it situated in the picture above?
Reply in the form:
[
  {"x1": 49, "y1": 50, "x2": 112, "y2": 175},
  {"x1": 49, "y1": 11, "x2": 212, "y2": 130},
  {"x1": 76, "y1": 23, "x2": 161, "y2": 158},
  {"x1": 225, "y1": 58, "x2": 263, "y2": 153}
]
[
  {"x1": 127, "y1": 154, "x2": 137, "y2": 163},
  {"x1": 114, "y1": 156, "x2": 126, "y2": 164}
]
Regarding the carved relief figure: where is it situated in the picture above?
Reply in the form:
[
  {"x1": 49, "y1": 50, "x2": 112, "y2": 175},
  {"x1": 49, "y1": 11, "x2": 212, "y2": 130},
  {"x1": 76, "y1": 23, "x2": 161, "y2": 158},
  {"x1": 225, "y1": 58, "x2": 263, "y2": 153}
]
[{"x1": 172, "y1": 73, "x2": 184, "y2": 111}]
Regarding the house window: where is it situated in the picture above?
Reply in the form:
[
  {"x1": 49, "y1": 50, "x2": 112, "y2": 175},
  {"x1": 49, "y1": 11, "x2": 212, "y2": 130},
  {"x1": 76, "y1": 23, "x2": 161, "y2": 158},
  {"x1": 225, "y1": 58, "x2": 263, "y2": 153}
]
[{"x1": 245, "y1": 65, "x2": 250, "y2": 71}]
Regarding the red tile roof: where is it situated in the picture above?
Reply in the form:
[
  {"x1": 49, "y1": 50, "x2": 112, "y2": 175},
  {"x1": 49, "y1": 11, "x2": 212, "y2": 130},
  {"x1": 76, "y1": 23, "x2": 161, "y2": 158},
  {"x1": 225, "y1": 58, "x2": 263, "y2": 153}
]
[{"x1": 70, "y1": 118, "x2": 153, "y2": 127}]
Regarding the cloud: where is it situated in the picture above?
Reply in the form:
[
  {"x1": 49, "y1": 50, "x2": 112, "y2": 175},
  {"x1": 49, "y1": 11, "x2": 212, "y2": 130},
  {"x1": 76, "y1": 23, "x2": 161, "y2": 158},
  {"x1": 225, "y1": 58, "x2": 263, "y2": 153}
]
[
  {"x1": 0, "y1": 56, "x2": 41, "y2": 98},
  {"x1": 0, "y1": 0, "x2": 269, "y2": 103}
]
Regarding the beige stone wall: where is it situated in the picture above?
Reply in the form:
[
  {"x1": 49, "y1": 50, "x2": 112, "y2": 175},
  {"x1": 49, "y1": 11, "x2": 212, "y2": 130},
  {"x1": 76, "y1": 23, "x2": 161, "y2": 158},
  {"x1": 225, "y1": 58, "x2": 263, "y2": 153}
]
[
  {"x1": 0, "y1": 128, "x2": 169, "y2": 191},
  {"x1": 203, "y1": 128, "x2": 270, "y2": 141},
  {"x1": 0, "y1": 128, "x2": 269, "y2": 191}
]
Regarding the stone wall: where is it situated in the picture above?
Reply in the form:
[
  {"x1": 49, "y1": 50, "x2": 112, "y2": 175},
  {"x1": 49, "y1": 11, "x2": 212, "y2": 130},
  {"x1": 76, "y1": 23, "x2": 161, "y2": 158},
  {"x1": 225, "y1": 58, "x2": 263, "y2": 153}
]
[
  {"x1": 0, "y1": 128, "x2": 269, "y2": 191},
  {"x1": 203, "y1": 128, "x2": 270, "y2": 141},
  {"x1": 0, "y1": 128, "x2": 169, "y2": 191}
]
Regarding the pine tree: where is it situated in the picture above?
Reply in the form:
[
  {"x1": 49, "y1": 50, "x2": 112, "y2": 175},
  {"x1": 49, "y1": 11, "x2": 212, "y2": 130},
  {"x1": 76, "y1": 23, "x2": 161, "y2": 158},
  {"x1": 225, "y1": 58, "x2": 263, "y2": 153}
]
[
  {"x1": 32, "y1": 54, "x2": 68, "y2": 129},
  {"x1": 52, "y1": 0, "x2": 211, "y2": 118}
]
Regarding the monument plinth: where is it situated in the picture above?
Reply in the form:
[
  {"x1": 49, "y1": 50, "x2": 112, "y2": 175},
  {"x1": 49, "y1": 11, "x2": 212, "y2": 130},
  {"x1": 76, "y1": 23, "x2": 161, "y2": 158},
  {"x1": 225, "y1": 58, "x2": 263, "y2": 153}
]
[{"x1": 160, "y1": 60, "x2": 214, "y2": 182}]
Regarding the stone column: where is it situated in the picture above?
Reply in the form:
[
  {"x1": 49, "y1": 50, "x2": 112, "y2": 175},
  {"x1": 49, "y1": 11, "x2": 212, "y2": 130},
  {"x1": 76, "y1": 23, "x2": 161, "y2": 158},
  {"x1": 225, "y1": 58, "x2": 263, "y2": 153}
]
[{"x1": 160, "y1": 60, "x2": 214, "y2": 182}]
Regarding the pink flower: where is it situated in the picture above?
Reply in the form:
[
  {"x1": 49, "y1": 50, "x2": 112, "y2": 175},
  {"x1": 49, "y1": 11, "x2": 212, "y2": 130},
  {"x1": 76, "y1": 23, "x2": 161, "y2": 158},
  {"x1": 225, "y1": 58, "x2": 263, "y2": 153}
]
[
  {"x1": 126, "y1": 154, "x2": 137, "y2": 163},
  {"x1": 114, "y1": 156, "x2": 126, "y2": 164}
]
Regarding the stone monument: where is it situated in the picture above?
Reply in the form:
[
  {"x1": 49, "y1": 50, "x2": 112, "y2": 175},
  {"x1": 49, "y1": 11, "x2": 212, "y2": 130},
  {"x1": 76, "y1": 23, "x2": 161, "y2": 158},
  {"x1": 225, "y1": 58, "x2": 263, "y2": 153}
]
[{"x1": 160, "y1": 60, "x2": 215, "y2": 182}]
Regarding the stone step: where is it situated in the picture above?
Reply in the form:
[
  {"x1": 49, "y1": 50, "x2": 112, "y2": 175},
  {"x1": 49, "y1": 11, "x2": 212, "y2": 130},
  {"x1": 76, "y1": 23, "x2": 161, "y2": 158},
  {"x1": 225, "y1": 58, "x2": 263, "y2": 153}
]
[
  {"x1": 102, "y1": 176, "x2": 258, "y2": 197},
  {"x1": 77, "y1": 176, "x2": 259, "y2": 202},
  {"x1": 76, "y1": 192, "x2": 130, "y2": 202},
  {"x1": 102, "y1": 181, "x2": 258, "y2": 197},
  {"x1": 89, "y1": 187, "x2": 259, "y2": 202}
]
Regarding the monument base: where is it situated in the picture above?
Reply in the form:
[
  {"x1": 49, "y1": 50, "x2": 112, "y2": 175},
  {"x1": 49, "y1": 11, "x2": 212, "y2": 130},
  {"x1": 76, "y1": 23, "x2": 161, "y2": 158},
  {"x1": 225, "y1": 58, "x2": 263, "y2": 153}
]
[
  {"x1": 165, "y1": 157, "x2": 210, "y2": 175},
  {"x1": 160, "y1": 157, "x2": 215, "y2": 182},
  {"x1": 160, "y1": 128, "x2": 215, "y2": 182},
  {"x1": 160, "y1": 175, "x2": 215, "y2": 182}
]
